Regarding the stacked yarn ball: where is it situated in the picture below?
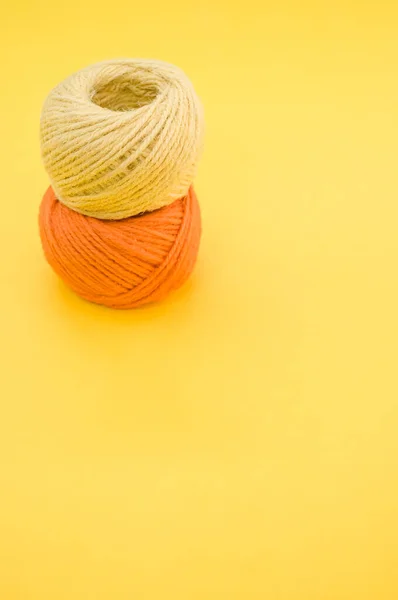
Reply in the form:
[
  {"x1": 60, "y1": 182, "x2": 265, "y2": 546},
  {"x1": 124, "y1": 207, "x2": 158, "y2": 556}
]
[{"x1": 39, "y1": 58, "x2": 204, "y2": 309}]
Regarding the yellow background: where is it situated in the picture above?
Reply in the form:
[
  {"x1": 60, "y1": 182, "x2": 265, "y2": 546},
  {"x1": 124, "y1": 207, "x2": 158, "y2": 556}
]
[{"x1": 1, "y1": 1, "x2": 398, "y2": 598}]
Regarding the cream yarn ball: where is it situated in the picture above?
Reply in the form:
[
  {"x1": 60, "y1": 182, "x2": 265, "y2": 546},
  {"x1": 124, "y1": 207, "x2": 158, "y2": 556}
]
[{"x1": 40, "y1": 59, "x2": 204, "y2": 220}]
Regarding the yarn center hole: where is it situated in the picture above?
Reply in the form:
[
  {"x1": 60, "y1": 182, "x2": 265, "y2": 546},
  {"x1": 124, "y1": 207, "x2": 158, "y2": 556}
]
[{"x1": 92, "y1": 74, "x2": 158, "y2": 111}]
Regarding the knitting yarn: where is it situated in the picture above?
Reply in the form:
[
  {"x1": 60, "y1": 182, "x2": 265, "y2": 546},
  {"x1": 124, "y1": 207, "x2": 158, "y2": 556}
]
[
  {"x1": 39, "y1": 186, "x2": 201, "y2": 309},
  {"x1": 40, "y1": 59, "x2": 204, "y2": 220}
]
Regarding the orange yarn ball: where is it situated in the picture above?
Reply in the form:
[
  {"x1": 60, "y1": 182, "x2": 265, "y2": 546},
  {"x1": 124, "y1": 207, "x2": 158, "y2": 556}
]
[{"x1": 39, "y1": 187, "x2": 201, "y2": 309}]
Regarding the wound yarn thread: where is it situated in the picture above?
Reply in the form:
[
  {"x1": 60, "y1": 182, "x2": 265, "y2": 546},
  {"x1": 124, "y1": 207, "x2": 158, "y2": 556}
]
[
  {"x1": 39, "y1": 186, "x2": 201, "y2": 309},
  {"x1": 40, "y1": 59, "x2": 204, "y2": 220}
]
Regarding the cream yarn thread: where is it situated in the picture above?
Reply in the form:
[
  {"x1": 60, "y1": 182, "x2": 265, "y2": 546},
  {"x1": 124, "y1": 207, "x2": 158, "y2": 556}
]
[{"x1": 40, "y1": 59, "x2": 204, "y2": 220}]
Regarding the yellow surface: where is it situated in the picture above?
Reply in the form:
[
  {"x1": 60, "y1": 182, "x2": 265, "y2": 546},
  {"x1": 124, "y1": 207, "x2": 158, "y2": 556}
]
[{"x1": 1, "y1": 1, "x2": 398, "y2": 598}]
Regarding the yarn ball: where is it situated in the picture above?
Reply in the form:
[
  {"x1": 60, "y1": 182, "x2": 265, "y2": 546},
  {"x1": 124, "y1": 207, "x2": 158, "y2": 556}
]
[
  {"x1": 40, "y1": 59, "x2": 204, "y2": 220},
  {"x1": 39, "y1": 186, "x2": 201, "y2": 309}
]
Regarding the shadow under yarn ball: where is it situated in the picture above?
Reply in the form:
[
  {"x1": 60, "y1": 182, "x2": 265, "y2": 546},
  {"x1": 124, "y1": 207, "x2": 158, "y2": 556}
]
[
  {"x1": 40, "y1": 59, "x2": 204, "y2": 220},
  {"x1": 39, "y1": 187, "x2": 201, "y2": 309}
]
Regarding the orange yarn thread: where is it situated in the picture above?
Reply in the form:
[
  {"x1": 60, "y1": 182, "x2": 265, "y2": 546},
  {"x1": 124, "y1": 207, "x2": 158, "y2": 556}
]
[{"x1": 39, "y1": 186, "x2": 201, "y2": 309}]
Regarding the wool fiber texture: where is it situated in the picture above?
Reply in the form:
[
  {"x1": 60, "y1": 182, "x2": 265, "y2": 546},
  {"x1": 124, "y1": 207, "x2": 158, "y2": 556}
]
[
  {"x1": 40, "y1": 59, "x2": 204, "y2": 220},
  {"x1": 39, "y1": 186, "x2": 201, "y2": 309}
]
